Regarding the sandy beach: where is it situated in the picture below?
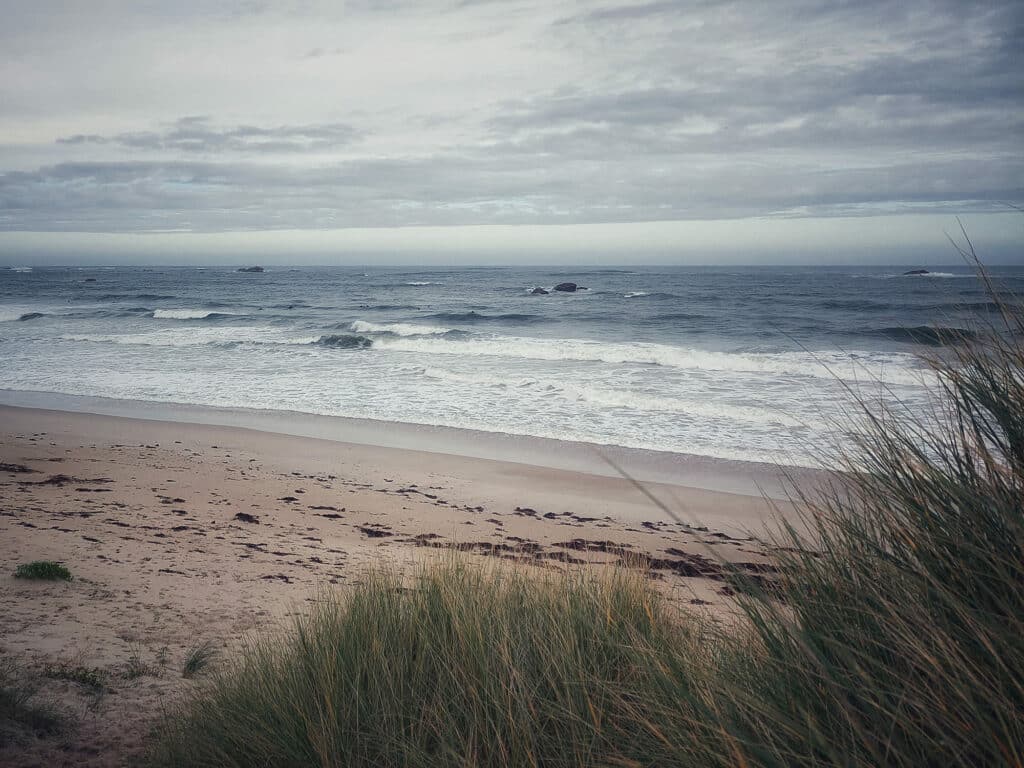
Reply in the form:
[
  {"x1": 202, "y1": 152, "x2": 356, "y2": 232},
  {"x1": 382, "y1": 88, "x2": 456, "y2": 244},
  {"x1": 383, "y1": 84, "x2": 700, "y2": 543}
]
[{"x1": 0, "y1": 403, "x2": 789, "y2": 767}]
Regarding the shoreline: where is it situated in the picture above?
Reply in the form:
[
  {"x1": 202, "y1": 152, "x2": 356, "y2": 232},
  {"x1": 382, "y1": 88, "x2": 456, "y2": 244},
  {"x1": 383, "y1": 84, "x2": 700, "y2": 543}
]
[{"x1": 0, "y1": 389, "x2": 813, "y2": 499}]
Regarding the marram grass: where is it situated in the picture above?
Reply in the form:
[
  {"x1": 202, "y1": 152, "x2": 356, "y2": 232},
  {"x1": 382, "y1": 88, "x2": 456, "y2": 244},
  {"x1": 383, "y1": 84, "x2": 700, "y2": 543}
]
[
  {"x1": 150, "y1": 268, "x2": 1024, "y2": 767},
  {"x1": 150, "y1": 562, "x2": 708, "y2": 767}
]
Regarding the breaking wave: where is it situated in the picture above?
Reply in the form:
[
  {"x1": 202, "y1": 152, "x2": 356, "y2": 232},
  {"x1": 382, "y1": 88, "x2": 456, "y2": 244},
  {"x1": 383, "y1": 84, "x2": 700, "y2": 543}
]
[
  {"x1": 349, "y1": 320, "x2": 451, "y2": 336},
  {"x1": 153, "y1": 309, "x2": 243, "y2": 320}
]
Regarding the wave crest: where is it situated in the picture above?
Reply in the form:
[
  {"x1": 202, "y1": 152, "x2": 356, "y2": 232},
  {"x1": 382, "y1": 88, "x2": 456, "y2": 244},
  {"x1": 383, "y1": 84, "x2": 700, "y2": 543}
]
[
  {"x1": 153, "y1": 309, "x2": 241, "y2": 320},
  {"x1": 349, "y1": 320, "x2": 451, "y2": 336}
]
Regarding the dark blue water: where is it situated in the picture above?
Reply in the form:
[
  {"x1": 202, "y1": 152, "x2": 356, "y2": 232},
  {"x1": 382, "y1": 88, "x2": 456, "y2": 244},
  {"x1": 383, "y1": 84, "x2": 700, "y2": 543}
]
[{"x1": 2, "y1": 264, "x2": 1020, "y2": 464}]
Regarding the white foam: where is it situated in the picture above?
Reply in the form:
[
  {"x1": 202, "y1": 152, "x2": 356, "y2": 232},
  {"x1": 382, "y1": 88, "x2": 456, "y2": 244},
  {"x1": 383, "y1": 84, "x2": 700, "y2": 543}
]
[
  {"x1": 350, "y1": 319, "x2": 451, "y2": 337},
  {"x1": 560, "y1": 384, "x2": 816, "y2": 427},
  {"x1": 421, "y1": 367, "x2": 539, "y2": 389},
  {"x1": 420, "y1": 366, "x2": 815, "y2": 428},
  {"x1": 404, "y1": 281, "x2": 439, "y2": 286},
  {"x1": 153, "y1": 309, "x2": 239, "y2": 320},
  {"x1": 374, "y1": 332, "x2": 929, "y2": 386},
  {"x1": 624, "y1": 291, "x2": 649, "y2": 298},
  {"x1": 9, "y1": 267, "x2": 32, "y2": 273}
]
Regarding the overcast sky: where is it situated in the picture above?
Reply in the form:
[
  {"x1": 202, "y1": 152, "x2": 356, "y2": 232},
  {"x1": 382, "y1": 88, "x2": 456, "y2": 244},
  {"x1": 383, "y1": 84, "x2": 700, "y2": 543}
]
[{"x1": 0, "y1": 0, "x2": 1021, "y2": 264}]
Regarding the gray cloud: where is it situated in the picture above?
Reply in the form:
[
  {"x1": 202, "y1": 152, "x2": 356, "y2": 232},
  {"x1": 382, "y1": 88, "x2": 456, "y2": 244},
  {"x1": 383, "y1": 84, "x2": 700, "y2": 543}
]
[
  {"x1": 56, "y1": 116, "x2": 360, "y2": 154},
  {"x1": 0, "y1": 0, "x2": 1020, "y2": 236},
  {"x1": 553, "y1": 0, "x2": 692, "y2": 25}
]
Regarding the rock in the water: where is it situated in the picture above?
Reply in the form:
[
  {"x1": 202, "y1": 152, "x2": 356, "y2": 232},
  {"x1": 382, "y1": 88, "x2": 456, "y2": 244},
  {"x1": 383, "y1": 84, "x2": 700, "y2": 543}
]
[
  {"x1": 17, "y1": 312, "x2": 44, "y2": 321},
  {"x1": 237, "y1": 266, "x2": 265, "y2": 273},
  {"x1": 530, "y1": 287, "x2": 549, "y2": 295},
  {"x1": 84, "y1": 277, "x2": 97, "y2": 282},
  {"x1": 553, "y1": 282, "x2": 578, "y2": 292},
  {"x1": 903, "y1": 269, "x2": 930, "y2": 275}
]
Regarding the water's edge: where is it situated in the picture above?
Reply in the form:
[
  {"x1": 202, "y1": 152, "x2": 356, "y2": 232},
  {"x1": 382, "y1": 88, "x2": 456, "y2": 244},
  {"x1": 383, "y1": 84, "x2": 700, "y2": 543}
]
[{"x1": 0, "y1": 388, "x2": 811, "y2": 498}]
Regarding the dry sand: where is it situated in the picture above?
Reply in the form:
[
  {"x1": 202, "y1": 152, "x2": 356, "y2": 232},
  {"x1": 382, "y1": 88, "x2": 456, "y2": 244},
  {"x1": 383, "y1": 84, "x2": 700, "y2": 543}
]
[{"x1": 1, "y1": 404, "x2": 793, "y2": 767}]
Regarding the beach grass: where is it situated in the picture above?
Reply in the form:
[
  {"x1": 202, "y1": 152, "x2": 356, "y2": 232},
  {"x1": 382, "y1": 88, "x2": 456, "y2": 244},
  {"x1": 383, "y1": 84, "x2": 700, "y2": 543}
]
[
  {"x1": 42, "y1": 663, "x2": 106, "y2": 693},
  {"x1": 182, "y1": 640, "x2": 218, "y2": 679},
  {"x1": 150, "y1": 561, "x2": 707, "y2": 767},
  {"x1": 149, "y1": 266, "x2": 1024, "y2": 767},
  {"x1": 0, "y1": 659, "x2": 63, "y2": 748},
  {"x1": 13, "y1": 561, "x2": 71, "y2": 581}
]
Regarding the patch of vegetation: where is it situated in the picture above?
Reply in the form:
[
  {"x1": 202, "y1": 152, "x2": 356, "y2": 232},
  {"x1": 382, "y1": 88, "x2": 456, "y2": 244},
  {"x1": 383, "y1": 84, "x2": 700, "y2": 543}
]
[
  {"x1": 150, "y1": 562, "x2": 694, "y2": 767},
  {"x1": 14, "y1": 561, "x2": 71, "y2": 581},
  {"x1": 0, "y1": 659, "x2": 63, "y2": 748},
  {"x1": 149, "y1": 255, "x2": 1024, "y2": 767},
  {"x1": 123, "y1": 646, "x2": 155, "y2": 681},
  {"x1": 42, "y1": 663, "x2": 106, "y2": 692},
  {"x1": 182, "y1": 640, "x2": 218, "y2": 679}
]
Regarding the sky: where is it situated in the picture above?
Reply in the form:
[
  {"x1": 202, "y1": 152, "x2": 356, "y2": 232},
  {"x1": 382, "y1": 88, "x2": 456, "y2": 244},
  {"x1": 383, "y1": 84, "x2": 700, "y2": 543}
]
[{"x1": 0, "y1": 0, "x2": 1021, "y2": 264}]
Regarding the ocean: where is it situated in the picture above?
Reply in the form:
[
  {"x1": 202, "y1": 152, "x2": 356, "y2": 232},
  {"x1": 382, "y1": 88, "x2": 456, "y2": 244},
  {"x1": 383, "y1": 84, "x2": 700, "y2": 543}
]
[{"x1": 1, "y1": 264, "x2": 1019, "y2": 466}]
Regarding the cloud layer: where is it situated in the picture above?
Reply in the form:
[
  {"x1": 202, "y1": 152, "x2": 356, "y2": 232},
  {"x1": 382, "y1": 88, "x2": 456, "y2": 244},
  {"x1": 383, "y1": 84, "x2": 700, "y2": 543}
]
[{"x1": 0, "y1": 0, "x2": 1021, "y2": 235}]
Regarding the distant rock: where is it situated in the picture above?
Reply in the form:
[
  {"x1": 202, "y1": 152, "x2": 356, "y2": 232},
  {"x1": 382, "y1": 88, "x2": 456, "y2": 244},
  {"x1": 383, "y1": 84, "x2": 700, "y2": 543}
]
[
  {"x1": 84, "y1": 277, "x2": 97, "y2": 282},
  {"x1": 554, "y1": 282, "x2": 578, "y2": 292},
  {"x1": 17, "y1": 312, "x2": 44, "y2": 321},
  {"x1": 237, "y1": 266, "x2": 265, "y2": 273},
  {"x1": 903, "y1": 269, "x2": 930, "y2": 276},
  {"x1": 233, "y1": 512, "x2": 260, "y2": 524},
  {"x1": 530, "y1": 287, "x2": 549, "y2": 295}
]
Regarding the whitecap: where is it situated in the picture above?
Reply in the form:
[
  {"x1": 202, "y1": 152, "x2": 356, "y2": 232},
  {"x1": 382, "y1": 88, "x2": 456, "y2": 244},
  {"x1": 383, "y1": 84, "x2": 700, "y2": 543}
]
[{"x1": 349, "y1": 319, "x2": 451, "y2": 337}]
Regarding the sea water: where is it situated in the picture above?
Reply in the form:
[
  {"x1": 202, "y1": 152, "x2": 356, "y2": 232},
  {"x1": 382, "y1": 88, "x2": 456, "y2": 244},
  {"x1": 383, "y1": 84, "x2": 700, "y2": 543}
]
[{"x1": 1, "y1": 264, "x2": 1019, "y2": 466}]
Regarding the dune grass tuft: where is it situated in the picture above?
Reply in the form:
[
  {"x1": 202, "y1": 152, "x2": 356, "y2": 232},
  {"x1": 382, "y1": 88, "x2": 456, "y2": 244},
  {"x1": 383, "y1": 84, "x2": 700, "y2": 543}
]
[
  {"x1": 149, "y1": 260, "x2": 1024, "y2": 767},
  {"x1": 14, "y1": 561, "x2": 71, "y2": 581},
  {"x1": 150, "y1": 563, "x2": 704, "y2": 767},
  {"x1": 182, "y1": 641, "x2": 218, "y2": 679},
  {"x1": 0, "y1": 659, "x2": 63, "y2": 748}
]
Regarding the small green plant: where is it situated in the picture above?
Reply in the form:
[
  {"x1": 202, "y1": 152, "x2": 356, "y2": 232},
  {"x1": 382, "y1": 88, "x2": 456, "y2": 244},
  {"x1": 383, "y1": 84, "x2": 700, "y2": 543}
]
[
  {"x1": 14, "y1": 561, "x2": 71, "y2": 581},
  {"x1": 182, "y1": 640, "x2": 217, "y2": 679},
  {"x1": 42, "y1": 663, "x2": 106, "y2": 692},
  {"x1": 123, "y1": 644, "x2": 154, "y2": 680}
]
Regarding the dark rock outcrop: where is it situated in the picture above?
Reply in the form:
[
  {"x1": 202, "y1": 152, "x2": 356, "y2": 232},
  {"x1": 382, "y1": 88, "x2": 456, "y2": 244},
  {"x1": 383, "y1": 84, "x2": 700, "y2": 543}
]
[
  {"x1": 530, "y1": 287, "x2": 549, "y2": 295},
  {"x1": 237, "y1": 266, "x2": 265, "y2": 273},
  {"x1": 554, "y1": 282, "x2": 578, "y2": 292},
  {"x1": 903, "y1": 269, "x2": 929, "y2": 276}
]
